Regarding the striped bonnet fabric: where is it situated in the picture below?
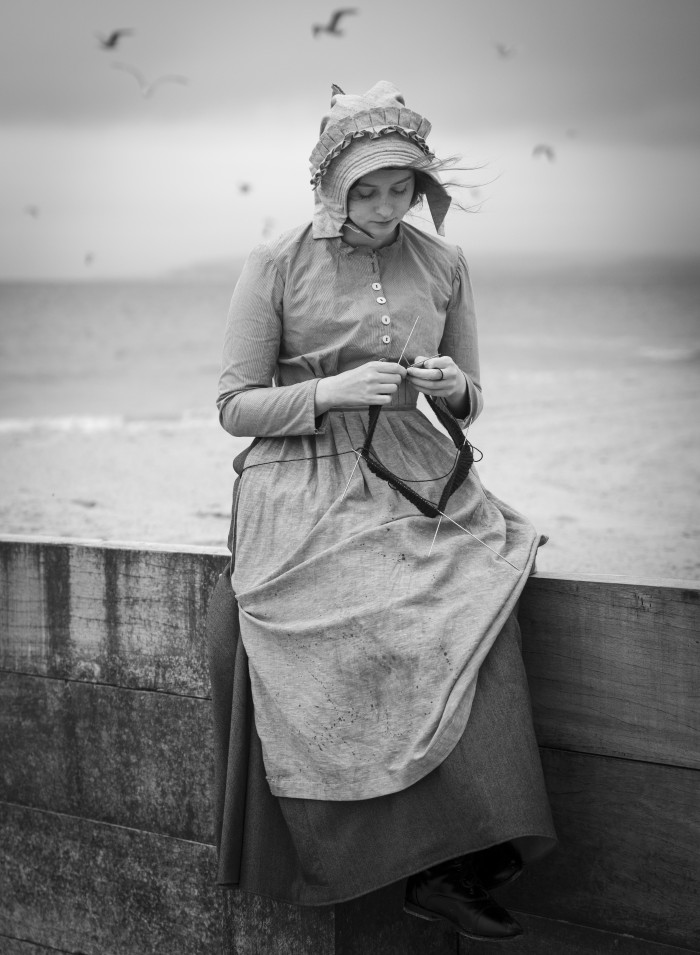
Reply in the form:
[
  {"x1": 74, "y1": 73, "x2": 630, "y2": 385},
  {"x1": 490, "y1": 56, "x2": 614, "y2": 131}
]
[{"x1": 309, "y1": 80, "x2": 452, "y2": 239}]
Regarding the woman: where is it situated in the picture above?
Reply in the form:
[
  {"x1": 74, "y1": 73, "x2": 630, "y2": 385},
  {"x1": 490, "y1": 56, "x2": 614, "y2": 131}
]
[{"x1": 208, "y1": 80, "x2": 556, "y2": 943}]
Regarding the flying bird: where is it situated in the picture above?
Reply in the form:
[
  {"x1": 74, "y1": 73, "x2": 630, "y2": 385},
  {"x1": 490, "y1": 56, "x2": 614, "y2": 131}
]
[
  {"x1": 112, "y1": 62, "x2": 189, "y2": 98},
  {"x1": 96, "y1": 28, "x2": 134, "y2": 50},
  {"x1": 24, "y1": 205, "x2": 40, "y2": 218},
  {"x1": 312, "y1": 8, "x2": 358, "y2": 37},
  {"x1": 532, "y1": 143, "x2": 556, "y2": 162},
  {"x1": 494, "y1": 41, "x2": 517, "y2": 59},
  {"x1": 84, "y1": 252, "x2": 95, "y2": 267},
  {"x1": 238, "y1": 182, "x2": 252, "y2": 195}
]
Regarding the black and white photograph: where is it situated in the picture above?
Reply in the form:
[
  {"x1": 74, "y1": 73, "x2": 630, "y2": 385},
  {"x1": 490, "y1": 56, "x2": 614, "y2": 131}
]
[{"x1": 1, "y1": 1, "x2": 699, "y2": 952}]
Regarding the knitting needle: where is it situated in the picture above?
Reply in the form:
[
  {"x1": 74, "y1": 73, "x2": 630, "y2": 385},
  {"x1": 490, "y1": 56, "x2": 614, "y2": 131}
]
[
  {"x1": 340, "y1": 449, "x2": 363, "y2": 501},
  {"x1": 397, "y1": 315, "x2": 421, "y2": 365},
  {"x1": 427, "y1": 513, "x2": 443, "y2": 557},
  {"x1": 409, "y1": 354, "x2": 440, "y2": 369},
  {"x1": 435, "y1": 506, "x2": 522, "y2": 571}
]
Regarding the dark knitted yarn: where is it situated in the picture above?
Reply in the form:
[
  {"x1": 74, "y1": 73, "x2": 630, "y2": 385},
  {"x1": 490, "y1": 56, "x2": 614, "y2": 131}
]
[{"x1": 360, "y1": 402, "x2": 475, "y2": 519}]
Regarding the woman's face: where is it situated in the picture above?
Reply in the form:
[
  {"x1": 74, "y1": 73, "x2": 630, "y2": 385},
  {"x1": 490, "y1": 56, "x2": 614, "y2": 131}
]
[{"x1": 344, "y1": 168, "x2": 415, "y2": 248}]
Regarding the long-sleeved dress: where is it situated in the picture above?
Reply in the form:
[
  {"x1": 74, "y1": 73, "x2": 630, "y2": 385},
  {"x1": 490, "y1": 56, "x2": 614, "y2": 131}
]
[{"x1": 211, "y1": 219, "x2": 556, "y2": 902}]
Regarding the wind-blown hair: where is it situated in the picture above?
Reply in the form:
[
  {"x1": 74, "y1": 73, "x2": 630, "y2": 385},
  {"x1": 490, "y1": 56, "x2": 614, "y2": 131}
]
[{"x1": 410, "y1": 156, "x2": 483, "y2": 216}]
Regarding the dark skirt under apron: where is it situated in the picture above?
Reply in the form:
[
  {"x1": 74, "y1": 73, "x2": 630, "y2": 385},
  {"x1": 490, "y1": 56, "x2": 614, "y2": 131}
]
[{"x1": 207, "y1": 572, "x2": 556, "y2": 907}]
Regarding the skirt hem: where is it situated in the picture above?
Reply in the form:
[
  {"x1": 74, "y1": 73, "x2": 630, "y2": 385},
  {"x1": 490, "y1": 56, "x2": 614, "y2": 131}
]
[{"x1": 216, "y1": 830, "x2": 557, "y2": 907}]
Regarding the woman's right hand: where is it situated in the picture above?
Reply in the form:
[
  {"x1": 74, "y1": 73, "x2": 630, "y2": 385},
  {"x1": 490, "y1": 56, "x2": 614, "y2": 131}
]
[{"x1": 314, "y1": 361, "x2": 406, "y2": 414}]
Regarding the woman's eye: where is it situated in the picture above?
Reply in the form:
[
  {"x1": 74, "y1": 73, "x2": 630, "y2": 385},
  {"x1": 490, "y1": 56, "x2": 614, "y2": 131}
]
[
  {"x1": 392, "y1": 187, "x2": 408, "y2": 196},
  {"x1": 351, "y1": 192, "x2": 373, "y2": 201}
]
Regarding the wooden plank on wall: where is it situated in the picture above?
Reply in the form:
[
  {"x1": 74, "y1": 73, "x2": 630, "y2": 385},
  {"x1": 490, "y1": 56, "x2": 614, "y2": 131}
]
[
  {"x1": 0, "y1": 938, "x2": 71, "y2": 954},
  {"x1": 222, "y1": 890, "x2": 335, "y2": 955},
  {"x1": 0, "y1": 539, "x2": 228, "y2": 695},
  {"x1": 0, "y1": 801, "x2": 222, "y2": 955},
  {"x1": 0, "y1": 672, "x2": 215, "y2": 843},
  {"x1": 462, "y1": 912, "x2": 700, "y2": 954},
  {"x1": 494, "y1": 748, "x2": 700, "y2": 951},
  {"x1": 0, "y1": 800, "x2": 336, "y2": 955},
  {"x1": 335, "y1": 881, "x2": 458, "y2": 955},
  {"x1": 519, "y1": 575, "x2": 700, "y2": 770}
]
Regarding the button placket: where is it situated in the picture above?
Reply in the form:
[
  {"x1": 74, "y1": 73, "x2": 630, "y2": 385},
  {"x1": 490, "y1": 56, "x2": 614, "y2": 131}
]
[{"x1": 369, "y1": 265, "x2": 391, "y2": 347}]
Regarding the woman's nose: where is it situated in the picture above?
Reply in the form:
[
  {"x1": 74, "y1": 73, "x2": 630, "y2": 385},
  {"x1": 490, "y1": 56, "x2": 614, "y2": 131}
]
[{"x1": 375, "y1": 198, "x2": 394, "y2": 218}]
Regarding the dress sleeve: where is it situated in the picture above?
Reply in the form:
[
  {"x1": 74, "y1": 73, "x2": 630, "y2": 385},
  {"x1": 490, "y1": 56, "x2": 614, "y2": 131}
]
[
  {"x1": 217, "y1": 245, "x2": 322, "y2": 437},
  {"x1": 436, "y1": 247, "x2": 484, "y2": 428}
]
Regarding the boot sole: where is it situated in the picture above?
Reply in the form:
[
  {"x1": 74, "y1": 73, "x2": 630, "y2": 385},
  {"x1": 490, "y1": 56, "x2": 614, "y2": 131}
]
[{"x1": 403, "y1": 901, "x2": 522, "y2": 942}]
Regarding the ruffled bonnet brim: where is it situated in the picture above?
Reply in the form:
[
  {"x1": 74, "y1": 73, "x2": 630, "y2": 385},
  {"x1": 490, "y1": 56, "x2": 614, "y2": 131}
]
[{"x1": 309, "y1": 81, "x2": 452, "y2": 239}]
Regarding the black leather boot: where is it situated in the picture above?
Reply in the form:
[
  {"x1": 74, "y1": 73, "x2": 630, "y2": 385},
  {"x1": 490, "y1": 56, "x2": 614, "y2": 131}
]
[
  {"x1": 468, "y1": 841, "x2": 523, "y2": 891},
  {"x1": 404, "y1": 857, "x2": 523, "y2": 941}
]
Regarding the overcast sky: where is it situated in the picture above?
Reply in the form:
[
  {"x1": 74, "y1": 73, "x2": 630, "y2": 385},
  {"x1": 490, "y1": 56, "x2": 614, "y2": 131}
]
[{"x1": 2, "y1": 0, "x2": 700, "y2": 278}]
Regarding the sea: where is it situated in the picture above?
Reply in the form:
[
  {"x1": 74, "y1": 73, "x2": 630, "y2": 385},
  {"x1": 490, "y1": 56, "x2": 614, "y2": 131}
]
[{"x1": 1, "y1": 256, "x2": 698, "y2": 428}]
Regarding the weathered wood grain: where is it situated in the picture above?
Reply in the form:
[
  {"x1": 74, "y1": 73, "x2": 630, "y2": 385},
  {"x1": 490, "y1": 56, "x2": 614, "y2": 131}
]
[
  {"x1": 0, "y1": 672, "x2": 215, "y2": 843},
  {"x1": 494, "y1": 748, "x2": 700, "y2": 951},
  {"x1": 0, "y1": 801, "x2": 222, "y2": 955},
  {"x1": 519, "y1": 574, "x2": 700, "y2": 770},
  {"x1": 0, "y1": 937, "x2": 67, "y2": 954},
  {"x1": 335, "y1": 881, "x2": 458, "y2": 954},
  {"x1": 462, "y1": 912, "x2": 700, "y2": 954},
  {"x1": 222, "y1": 890, "x2": 335, "y2": 955},
  {"x1": 0, "y1": 538, "x2": 228, "y2": 694}
]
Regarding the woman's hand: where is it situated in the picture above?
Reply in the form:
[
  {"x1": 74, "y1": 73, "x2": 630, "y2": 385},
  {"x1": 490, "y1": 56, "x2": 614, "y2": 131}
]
[
  {"x1": 407, "y1": 355, "x2": 469, "y2": 416},
  {"x1": 315, "y1": 361, "x2": 406, "y2": 414}
]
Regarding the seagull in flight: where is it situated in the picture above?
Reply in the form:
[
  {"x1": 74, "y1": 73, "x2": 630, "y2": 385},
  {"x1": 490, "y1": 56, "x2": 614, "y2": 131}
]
[
  {"x1": 112, "y1": 62, "x2": 189, "y2": 98},
  {"x1": 96, "y1": 28, "x2": 134, "y2": 50},
  {"x1": 532, "y1": 143, "x2": 556, "y2": 162},
  {"x1": 494, "y1": 41, "x2": 517, "y2": 59},
  {"x1": 24, "y1": 204, "x2": 40, "y2": 218},
  {"x1": 312, "y1": 8, "x2": 358, "y2": 37}
]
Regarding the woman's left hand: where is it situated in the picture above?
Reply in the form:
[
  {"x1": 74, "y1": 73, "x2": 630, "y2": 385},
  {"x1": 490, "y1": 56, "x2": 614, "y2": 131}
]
[
  {"x1": 407, "y1": 355, "x2": 467, "y2": 402},
  {"x1": 407, "y1": 355, "x2": 469, "y2": 417}
]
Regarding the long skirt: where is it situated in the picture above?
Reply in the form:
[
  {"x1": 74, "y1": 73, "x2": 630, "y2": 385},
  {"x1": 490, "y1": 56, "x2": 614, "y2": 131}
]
[{"x1": 207, "y1": 572, "x2": 556, "y2": 907}]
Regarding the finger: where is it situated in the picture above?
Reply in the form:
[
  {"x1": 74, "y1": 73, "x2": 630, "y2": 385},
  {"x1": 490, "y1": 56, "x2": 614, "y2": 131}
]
[
  {"x1": 419, "y1": 357, "x2": 453, "y2": 382},
  {"x1": 409, "y1": 354, "x2": 442, "y2": 369},
  {"x1": 407, "y1": 366, "x2": 445, "y2": 381},
  {"x1": 409, "y1": 371, "x2": 451, "y2": 391},
  {"x1": 376, "y1": 361, "x2": 407, "y2": 377},
  {"x1": 422, "y1": 356, "x2": 451, "y2": 370},
  {"x1": 410, "y1": 382, "x2": 445, "y2": 396}
]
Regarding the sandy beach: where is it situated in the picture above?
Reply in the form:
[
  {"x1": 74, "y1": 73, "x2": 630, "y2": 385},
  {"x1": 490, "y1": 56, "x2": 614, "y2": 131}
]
[{"x1": 2, "y1": 351, "x2": 698, "y2": 582}]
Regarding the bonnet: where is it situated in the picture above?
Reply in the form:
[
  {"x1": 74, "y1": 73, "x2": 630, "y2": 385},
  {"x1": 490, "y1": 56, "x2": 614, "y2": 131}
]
[{"x1": 309, "y1": 80, "x2": 452, "y2": 239}]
